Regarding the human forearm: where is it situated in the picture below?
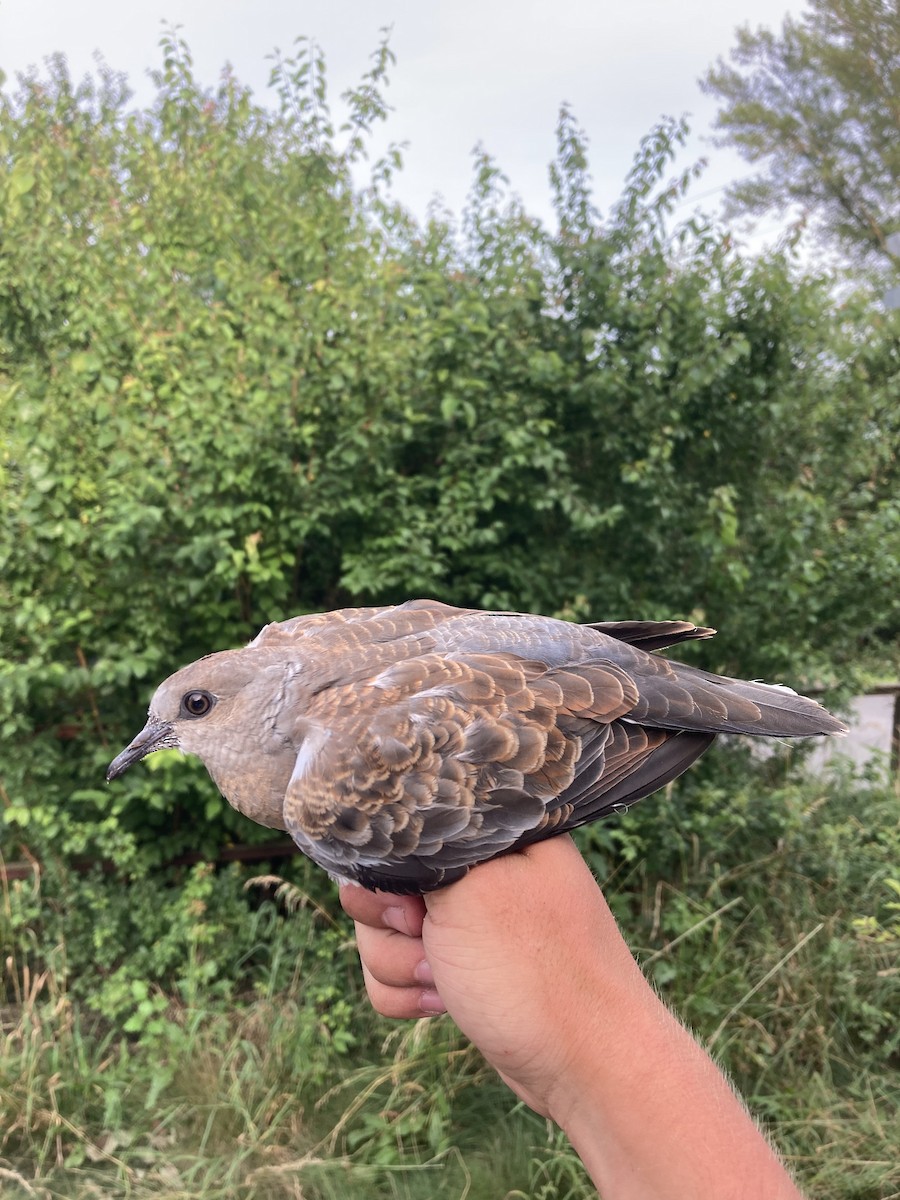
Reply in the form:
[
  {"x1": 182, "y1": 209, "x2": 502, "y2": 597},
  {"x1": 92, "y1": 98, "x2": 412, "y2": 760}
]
[
  {"x1": 343, "y1": 838, "x2": 806, "y2": 1200},
  {"x1": 548, "y1": 955, "x2": 804, "y2": 1200}
]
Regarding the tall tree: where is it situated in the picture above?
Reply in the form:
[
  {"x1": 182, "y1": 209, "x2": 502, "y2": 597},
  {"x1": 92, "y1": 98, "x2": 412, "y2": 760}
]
[{"x1": 701, "y1": 0, "x2": 900, "y2": 276}]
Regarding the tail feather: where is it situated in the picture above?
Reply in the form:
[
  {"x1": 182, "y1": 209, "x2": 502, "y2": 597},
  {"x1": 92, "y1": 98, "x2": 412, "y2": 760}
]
[
  {"x1": 706, "y1": 676, "x2": 847, "y2": 738},
  {"x1": 625, "y1": 658, "x2": 847, "y2": 739}
]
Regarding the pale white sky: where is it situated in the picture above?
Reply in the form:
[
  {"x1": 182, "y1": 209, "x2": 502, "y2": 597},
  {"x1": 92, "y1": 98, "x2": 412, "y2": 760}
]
[{"x1": 1, "y1": 0, "x2": 808, "y2": 239}]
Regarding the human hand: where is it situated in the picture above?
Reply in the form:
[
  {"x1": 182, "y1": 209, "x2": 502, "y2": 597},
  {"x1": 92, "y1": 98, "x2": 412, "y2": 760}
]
[
  {"x1": 340, "y1": 835, "x2": 807, "y2": 1199},
  {"x1": 339, "y1": 835, "x2": 646, "y2": 1119}
]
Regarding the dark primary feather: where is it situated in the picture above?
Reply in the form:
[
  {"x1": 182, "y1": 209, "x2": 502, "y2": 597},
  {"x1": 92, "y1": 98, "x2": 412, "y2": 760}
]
[
  {"x1": 585, "y1": 619, "x2": 717, "y2": 652},
  {"x1": 107, "y1": 599, "x2": 846, "y2": 894}
]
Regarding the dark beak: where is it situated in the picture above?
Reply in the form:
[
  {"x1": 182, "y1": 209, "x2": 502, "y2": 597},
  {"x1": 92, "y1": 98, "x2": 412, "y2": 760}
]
[{"x1": 106, "y1": 721, "x2": 175, "y2": 781}]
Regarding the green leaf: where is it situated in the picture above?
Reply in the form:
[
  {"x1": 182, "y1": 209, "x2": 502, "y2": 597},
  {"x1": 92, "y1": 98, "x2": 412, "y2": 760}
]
[{"x1": 8, "y1": 166, "x2": 36, "y2": 197}]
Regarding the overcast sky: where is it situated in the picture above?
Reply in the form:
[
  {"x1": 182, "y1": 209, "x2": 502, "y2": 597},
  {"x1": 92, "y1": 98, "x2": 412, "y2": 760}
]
[{"x1": 1, "y1": 0, "x2": 808, "y2": 241}]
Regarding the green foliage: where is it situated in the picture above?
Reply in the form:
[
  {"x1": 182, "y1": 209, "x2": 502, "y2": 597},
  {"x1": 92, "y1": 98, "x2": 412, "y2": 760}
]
[
  {"x1": 701, "y1": 0, "x2": 900, "y2": 275},
  {"x1": 853, "y1": 876, "x2": 900, "y2": 944},
  {"x1": 1, "y1": 770, "x2": 897, "y2": 1198},
  {"x1": 0, "y1": 28, "x2": 896, "y2": 1200},
  {"x1": 0, "y1": 27, "x2": 898, "y2": 1023},
  {"x1": 0, "y1": 45, "x2": 898, "y2": 1200}
]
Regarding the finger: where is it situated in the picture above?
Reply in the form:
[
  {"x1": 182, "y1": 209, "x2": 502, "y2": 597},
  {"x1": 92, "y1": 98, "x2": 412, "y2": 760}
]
[
  {"x1": 360, "y1": 961, "x2": 447, "y2": 1019},
  {"x1": 340, "y1": 883, "x2": 426, "y2": 936},
  {"x1": 354, "y1": 920, "x2": 432, "y2": 989}
]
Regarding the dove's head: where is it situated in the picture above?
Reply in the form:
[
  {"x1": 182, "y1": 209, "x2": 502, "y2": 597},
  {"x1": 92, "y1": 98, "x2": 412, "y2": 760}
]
[{"x1": 106, "y1": 648, "x2": 298, "y2": 829}]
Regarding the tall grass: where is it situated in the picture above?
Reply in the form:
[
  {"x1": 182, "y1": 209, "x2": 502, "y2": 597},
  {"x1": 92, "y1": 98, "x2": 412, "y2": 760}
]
[{"x1": 1, "y1": 765, "x2": 898, "y2": 1199}]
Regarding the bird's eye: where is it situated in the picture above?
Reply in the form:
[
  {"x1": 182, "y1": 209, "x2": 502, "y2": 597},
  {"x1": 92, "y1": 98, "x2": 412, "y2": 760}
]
[{"x1": 181, "y1": 690, "x2": 214, "y2": 718}]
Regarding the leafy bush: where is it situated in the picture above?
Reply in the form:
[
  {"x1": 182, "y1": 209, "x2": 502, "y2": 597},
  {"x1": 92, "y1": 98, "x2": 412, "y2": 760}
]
[
  {"x1": 1, "y1": 29, "x2": 897, "y2": 1200},
  {"x1": 1, "y1": 30, "x2": 897, "y2": 1015}
]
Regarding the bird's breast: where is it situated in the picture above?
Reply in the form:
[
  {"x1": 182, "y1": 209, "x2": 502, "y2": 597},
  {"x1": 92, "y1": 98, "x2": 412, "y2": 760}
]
[{"x1": 201, "y1": 736, "x2": 294, "y2": 832}]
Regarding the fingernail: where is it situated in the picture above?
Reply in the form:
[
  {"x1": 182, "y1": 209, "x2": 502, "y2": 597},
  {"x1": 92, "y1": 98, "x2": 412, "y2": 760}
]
[
  {"x1": 414, "y1": 958, "x2": 435, "y2": 986},
  {"x1": 419, "y1": 988, "x2": 446, "y2": 1015},
  {"x1": 383, "y1": 906, "x2": 411, "y2": 935}
]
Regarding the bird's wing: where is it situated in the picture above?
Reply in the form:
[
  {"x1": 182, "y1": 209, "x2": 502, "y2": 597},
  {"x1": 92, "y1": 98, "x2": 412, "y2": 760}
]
[
  {"x1": 257, "y1": 602, "x2": 841, "y2": 740},
  {"x1": 281, "y1": 650, "x2": 708, "y2": 891},
  {"x1": 249, "y1": 598, "x2": 466, "y2": 651},
  {"x1": 421, "y1": 607, "x2": 842, "y2": 738},
  {"x1": 619, "y1": 654, "x2": 845, "y2": 737},
  {"x1": 584, "y1": 619, "x2": 716, "y2": 651}
]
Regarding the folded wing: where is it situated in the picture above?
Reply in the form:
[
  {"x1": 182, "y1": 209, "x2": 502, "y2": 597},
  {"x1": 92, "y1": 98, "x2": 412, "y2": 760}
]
[{"x1": 283, "y1": 651, "x2": 712, "y2": 891}]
